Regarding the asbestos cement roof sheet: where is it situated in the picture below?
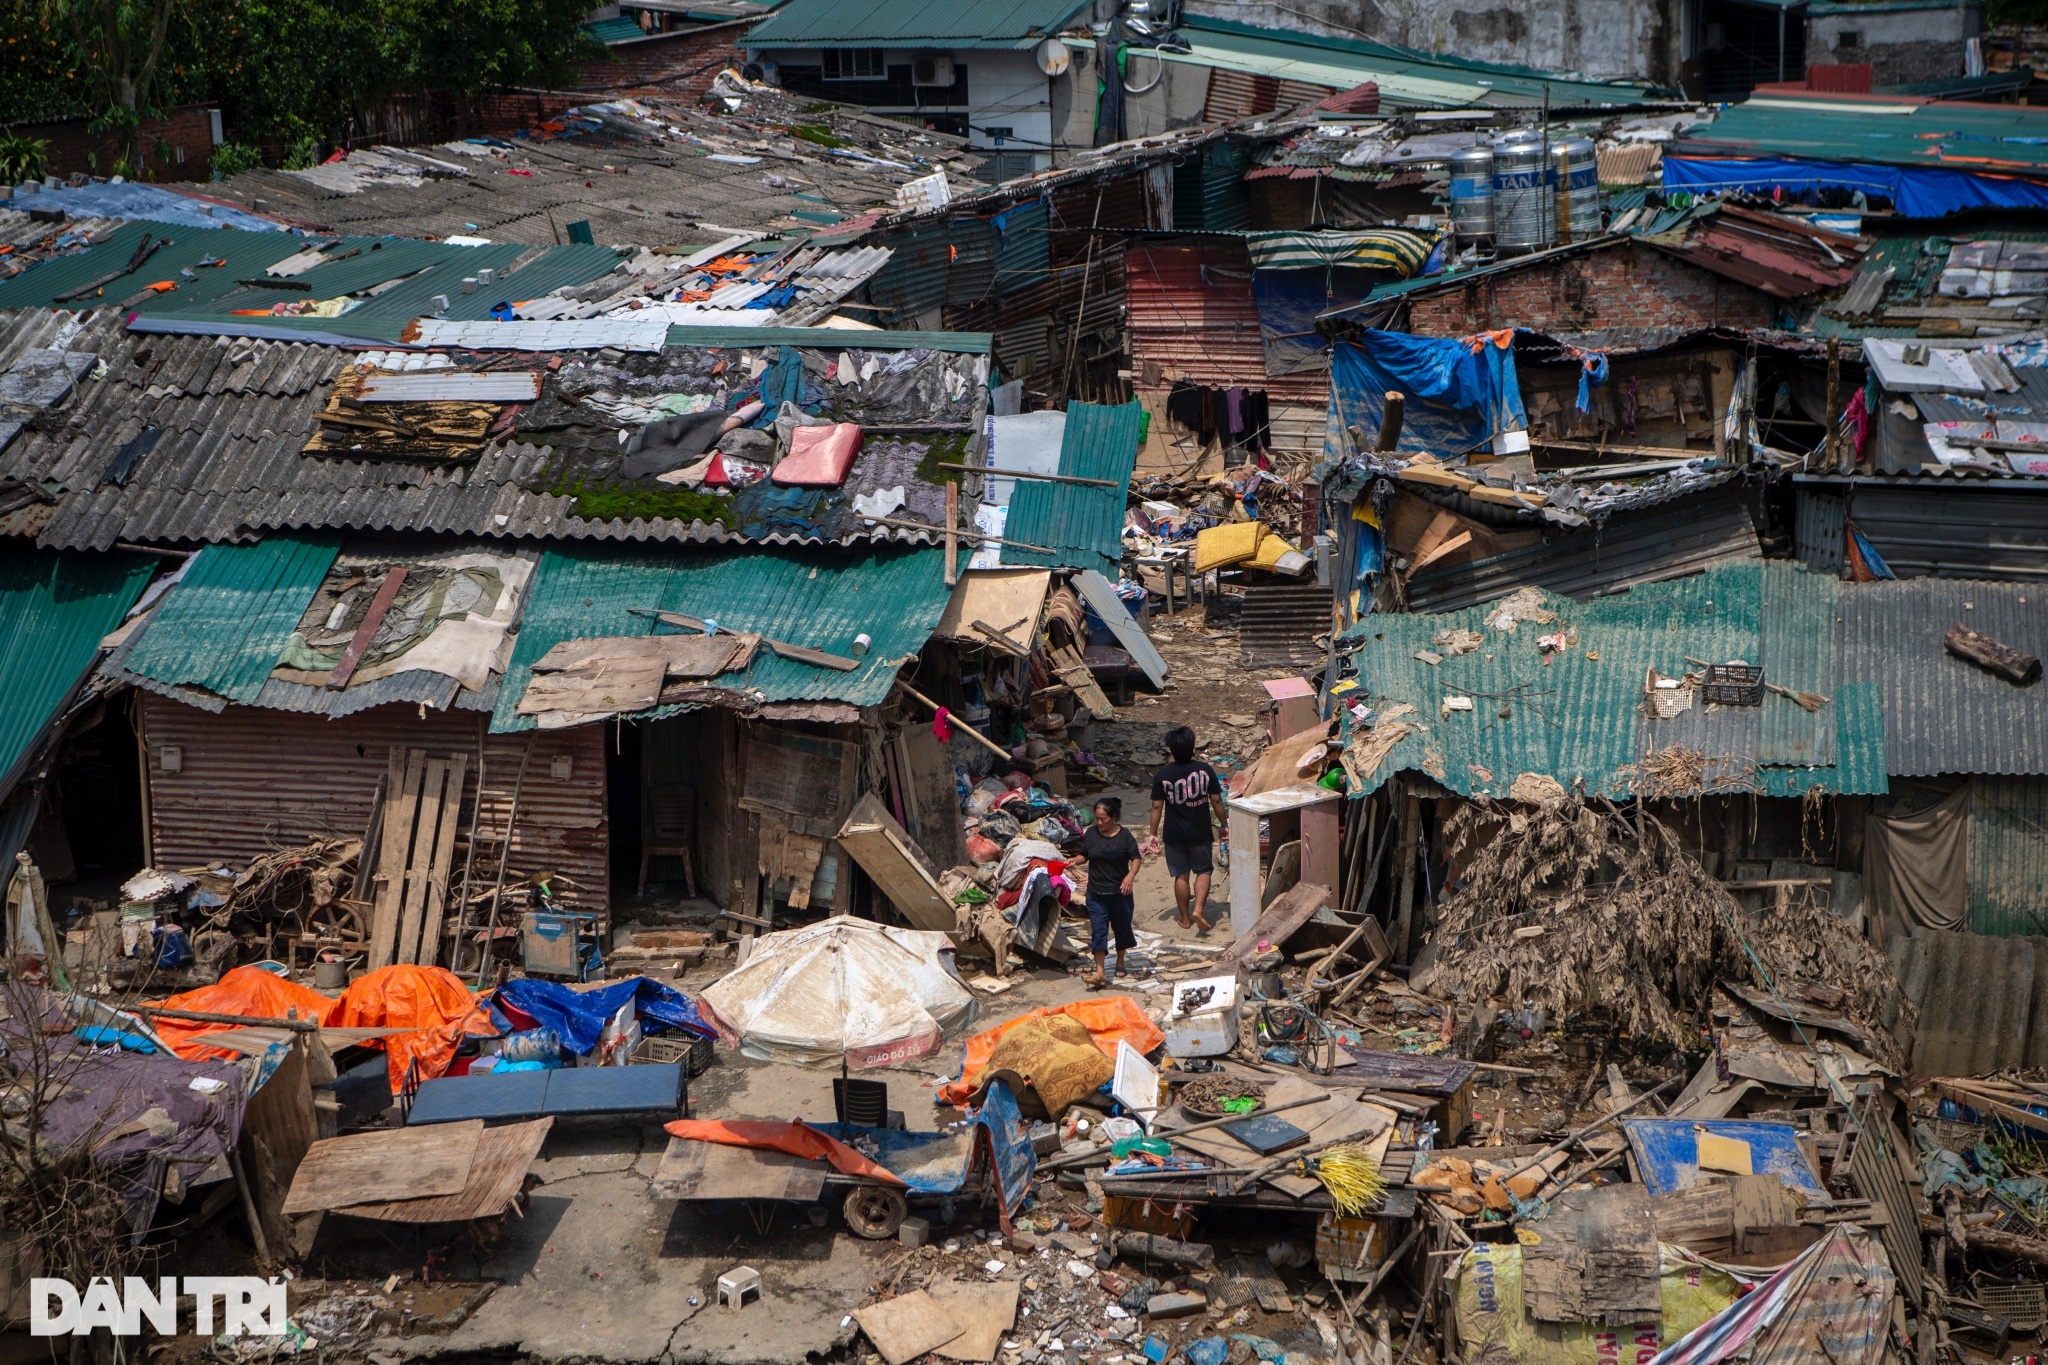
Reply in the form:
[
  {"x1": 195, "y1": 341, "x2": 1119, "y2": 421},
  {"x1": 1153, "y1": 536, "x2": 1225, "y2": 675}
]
[
  {"x1": 491, "y1": 541, "x2": 964, "y2": 729},
  {"x1": 1835, "y1": 575, "x2": 2048, "y2": 777},
  {"x1": 1339, "y1": 560, "x2": 1888, "y2": 799}
]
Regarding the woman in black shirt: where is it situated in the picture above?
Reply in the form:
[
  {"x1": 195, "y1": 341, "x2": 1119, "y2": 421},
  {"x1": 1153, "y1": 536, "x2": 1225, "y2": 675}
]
[{"x1": 1075, "y1": 796, "x2": 1142, "y2": 987}]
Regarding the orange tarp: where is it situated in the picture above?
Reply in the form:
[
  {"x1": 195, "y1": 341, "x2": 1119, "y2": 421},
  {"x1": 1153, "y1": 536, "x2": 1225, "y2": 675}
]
[
  {"x1": 935, "y1": 996, "x2": 1164, "y2": 1107},
  {"x1": 332, "y1": 964, "x2": 496, "y2": 1089},
  {"x1": 148, "y1": 966, "x2": 341, "y2": 1060},
  {"x1": 664, "y1": 1119, "x2": 907, "y2": 1186},
  {"x1": 151, "y1": 963, "x2": 494, "y2": 1090}
]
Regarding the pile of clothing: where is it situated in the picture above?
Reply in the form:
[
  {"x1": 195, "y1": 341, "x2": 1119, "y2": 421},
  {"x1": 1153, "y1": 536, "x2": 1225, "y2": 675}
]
[{"x1": 962, "y1": 774, "x2": 1089, "y2": 864}]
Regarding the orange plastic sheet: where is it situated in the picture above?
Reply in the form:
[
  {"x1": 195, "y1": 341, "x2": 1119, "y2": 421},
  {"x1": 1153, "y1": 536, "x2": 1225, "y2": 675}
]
[
  {"x1": 332, "y1": 964, "x2": 496, "y2": 1089},
  {"x1": 148, "y1": 966, "x2": 342, "y2": 1061},
  {"x1": 664, "y1": 1119, "x2": 907, "y2": 1186},
  {"x1": 936, "y1": 997, "x2": 1164, "y2": 1107}
]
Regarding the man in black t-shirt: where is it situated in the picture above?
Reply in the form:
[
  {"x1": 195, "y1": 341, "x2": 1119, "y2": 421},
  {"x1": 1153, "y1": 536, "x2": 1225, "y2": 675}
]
[{"x1": 1144, "y1": 725, "x2": 1225, "y2": 932}]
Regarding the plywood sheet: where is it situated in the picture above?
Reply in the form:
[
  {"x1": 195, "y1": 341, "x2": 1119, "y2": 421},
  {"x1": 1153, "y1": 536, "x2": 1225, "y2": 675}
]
[
  {"x1": 837, "y1": 792, "x2": 956, "y2": 931},
  {"x1": 516, "y1": 657, "x2": 666, "y2": 720},
  {"x1": 854, "y1": 1291, "x2": 961, "y2": 1365},
  {"x1": 283, "y1": 1119, "x2": 481, "y2": 1214},
  {"x1": 649, "y1": 1136, "x2": 827, "y2": 1203},
  {"x1": 331, "y1": 1118, "x2": 552, "y2": 1223},
  {"x1": 1520, "y1": 1183, "x2": 1662, "y2": 1326},
  {"x1": 934, "y1": 568, "x2": 1049, "y2": 655},
  {"x1": 530, "y1": 633, "x2": 749, "y2": 680},
  {"x1": 930, "y1": 1279, "x2": 1019, "y2": 1362}
]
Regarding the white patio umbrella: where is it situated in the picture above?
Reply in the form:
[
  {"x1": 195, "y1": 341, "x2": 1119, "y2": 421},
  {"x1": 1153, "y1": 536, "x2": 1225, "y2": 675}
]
[{"x1": 697, "y1": 916, "x2": 977, "y2": 1070}]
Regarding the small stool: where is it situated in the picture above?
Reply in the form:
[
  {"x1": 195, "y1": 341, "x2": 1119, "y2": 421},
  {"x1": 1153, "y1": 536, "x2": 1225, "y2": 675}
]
[{"x1": 716, "y1": 1266, "x2": 761, "y2": 1310}]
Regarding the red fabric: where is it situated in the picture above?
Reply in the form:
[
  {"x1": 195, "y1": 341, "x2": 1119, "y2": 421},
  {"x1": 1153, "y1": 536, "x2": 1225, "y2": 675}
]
[
  {"x1": 149, "y1": 966, "x2": 341, "y2": 1062},
  {"x1": 933, "y1": 706, "x2": 952, "y2": 743},
  {"x1": 663, "y1": 1119, "x2": 907, "y2": 1185},
  {"x1": 331, "y1": 965, "x2": 497, "y2": 1089}
]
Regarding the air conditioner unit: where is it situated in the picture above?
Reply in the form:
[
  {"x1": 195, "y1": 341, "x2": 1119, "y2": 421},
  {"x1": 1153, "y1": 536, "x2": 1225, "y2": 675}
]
[{"x1": 912, "y1": 55, "x2": 956, "y2": 87}]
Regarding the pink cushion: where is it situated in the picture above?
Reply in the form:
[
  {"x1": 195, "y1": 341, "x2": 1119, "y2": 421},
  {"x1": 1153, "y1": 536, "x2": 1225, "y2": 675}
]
[{"x1": 772, "y1": 422, "x2": 863, "y2": 486}]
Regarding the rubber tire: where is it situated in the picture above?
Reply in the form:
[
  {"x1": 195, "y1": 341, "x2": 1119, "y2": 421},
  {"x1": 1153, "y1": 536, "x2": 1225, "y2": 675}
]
[{"x1": 843, "y1": 1184, "x2": 908, "y2": 1239}]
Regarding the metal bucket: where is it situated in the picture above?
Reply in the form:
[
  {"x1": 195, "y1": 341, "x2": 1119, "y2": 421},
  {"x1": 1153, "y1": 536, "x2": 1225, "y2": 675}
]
[
  {"x1": 1491, "y1": 131, "x2": 1552, "y2": 252},
  {"x1": 314, "y1": 957, "x2": 350, "y2": 990},
  {"x1": 1552, "y1": 137, "x2": 1599, "y2": 243},
  {"x1": 1448, "y1": 145, "x2": 1495, "y2": 241}
]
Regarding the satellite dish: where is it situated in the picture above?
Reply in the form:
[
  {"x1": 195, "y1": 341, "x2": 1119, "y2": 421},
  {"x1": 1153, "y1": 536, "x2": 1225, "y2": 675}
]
[{"x1": 1036, "y1": 37, "x2": 1073, "y2": 76}]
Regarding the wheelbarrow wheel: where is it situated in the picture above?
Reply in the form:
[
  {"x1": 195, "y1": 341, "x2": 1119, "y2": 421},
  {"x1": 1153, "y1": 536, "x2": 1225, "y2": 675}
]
[{"x1": 843, "y1": 1184, "x2": 907, "y2": 1239}]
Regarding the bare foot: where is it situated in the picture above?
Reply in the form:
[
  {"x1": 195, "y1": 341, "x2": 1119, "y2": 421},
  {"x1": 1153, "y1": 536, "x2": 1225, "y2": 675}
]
[{"x1": 1194, "y1": 916, "x2": 1214, "y2": 933}]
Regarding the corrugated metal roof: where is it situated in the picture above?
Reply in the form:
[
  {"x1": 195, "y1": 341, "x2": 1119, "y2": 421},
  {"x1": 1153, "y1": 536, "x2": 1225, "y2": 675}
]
[
  {"x1": 491, "y1": 542, "x2": 963, "y2": 730},
  {"x1": 1126, "y1": 241, "x2": 1327, "y2": 400},
  {"x1": 1836, "y1": 575, "x2": 2048, "y2": 777},
  {"x1": 744, "y1": 0, "x2": 1085, "y2": 47},
  {"x1": 1887, "y1": 928, "x2": 2048, "y2": 1074},
  {"x1": 1340, "y1": 560, "x2": 1887, "y2": 799},
  {"x1": 1405, "y1": 485, "x2": 1762, "y2": 613},
  {"x1": 1970, "y1": 775, "x2": 2048, "y2": 937},
  {"x1": 1003, "y1": 399, "x2": 1143, "y2": 576},
  {"x1": 1794, "y1": 477, "x2": 2048, "y2": 581},
  {"x1": 1759, "y1": 557, "x2": 1835, "y2": 768},
  {"x1": 0, "y1": 222, "x2": 312, "y2": 313},
  {"x1": 1677, "y1": 99, "x2": 2048, "y2": 177},
  {"x1": 667, "y1": 324, "x2": 991, "y2": 352},
  {"x1": 122, "y1": 535, "x2": 341, "y2": 704},
  {"x1": 1159, "y1": 17, "x2": 1666, "y2": 111},
  {"x1": 0, "y1": 548, "x2": 155, "y2": 800}
]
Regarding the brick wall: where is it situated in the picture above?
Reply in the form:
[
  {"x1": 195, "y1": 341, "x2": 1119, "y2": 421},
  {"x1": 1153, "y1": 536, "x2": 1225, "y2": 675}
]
[
  {"x1": 17, "y1": 104, "x2": 215, "y2": 183},
  {"x1": 575, "y1": 22, "x2": 750, "y2": 95},
  {"x1": 1405, "y1": 241, "x2": 1775, "y2": 336}
]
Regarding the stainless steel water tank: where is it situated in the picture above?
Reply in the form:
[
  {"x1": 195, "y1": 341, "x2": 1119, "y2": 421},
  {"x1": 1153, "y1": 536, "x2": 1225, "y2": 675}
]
[
  {"x1": 1448, "y1": 146, "x2": 1495, "y2": 241},
  {"x1": 1492, "y1": 130, "x2": 1552, "y2": 252},
  {"x1": 1551, "y1": 137, "x2": 1599, "y2": 243}
]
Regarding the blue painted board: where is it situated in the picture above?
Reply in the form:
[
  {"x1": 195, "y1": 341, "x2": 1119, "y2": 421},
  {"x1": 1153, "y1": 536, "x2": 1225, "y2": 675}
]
[
  {"x1": 1620, "y1": 1119, "x2": 1829, "y2": 1203},
  {"x1": 408, "y1": 1070, "x2": 550, "y2": 1125}
]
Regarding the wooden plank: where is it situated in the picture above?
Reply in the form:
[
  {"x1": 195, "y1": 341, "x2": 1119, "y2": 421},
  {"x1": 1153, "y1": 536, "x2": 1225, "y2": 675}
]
[
  {"x1": 1220, "y1": 881, "x2": 1330, "y2": 964},
  {"x1": 368, "y1": 748, "x2": 424, "y2": 970},
  {"x1": 529, "y1": 634, "x2": 742, "y2": 680},
  {"x1": 944, "y1": 480, "x2": 959, "y2": 588},
  {"x1": 1648, "y1": 1179, "x2": 1734, "y2": 1257},
  {"x1": 516, "y1": 657, "x2": 667, "y2": 718},
  {"x1": 331, "y1": 1118, "x2": 552, "y2": 1223},
  {"x1": 327, "y1": 566, "x2": 408, "y2": 690},
  {"x1": 649, "y1": 1137, "x2": 827, "y2": 1202},
  {"x1": 395, "y1": 759, "x2": 449, "y2": 966},
  {"x1": 416, "y1": 752, "x2": 468, "y2": 968},
  {"x1": 282, "y1": 1120, "x2": 481, "y2": 1215},
  {"x1": 853, "y1": 1291, "x2": 961, "y2": 1365},
  {"x1": 1050, "y1": 643, "x2": 1113, "y2": 719},
  {"x1": 836, "y1": 792, "x2": 956, "y2": 931}
]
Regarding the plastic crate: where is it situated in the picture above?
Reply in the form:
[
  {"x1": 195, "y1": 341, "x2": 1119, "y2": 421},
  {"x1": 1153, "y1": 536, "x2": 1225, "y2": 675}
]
[
  {"x1": 632, "y1": 1033, "x2": 715, "y2": 1076},
  {"x1": 1979, "y1": 1282, "x2": 2047, "y2": 1333},
  {"x1": 1702, "y1": 664, "x2": 1764, "y2": 707}
]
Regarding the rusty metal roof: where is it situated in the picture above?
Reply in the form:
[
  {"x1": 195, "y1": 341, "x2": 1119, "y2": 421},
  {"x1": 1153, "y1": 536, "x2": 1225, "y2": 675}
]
[
  {"x1": 1125, "y1": 240, "x2": 1327, "y2": 401},
  {"x1": 1638, "y1": 203, "x2": 1869, "y2": 300}
]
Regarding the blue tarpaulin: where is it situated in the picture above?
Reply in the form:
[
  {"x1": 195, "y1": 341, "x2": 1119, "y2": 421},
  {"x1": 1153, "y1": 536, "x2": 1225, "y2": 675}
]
[
  {"x1": 1329, "y1": 330, "x2": 1527, "y2": 461},
  {"x1": 1621, "y1": 1119, "x2": 1830, "y2": 1203},
  {"x1": 492, "y1": 975, "x2": 716, "y2": 1055},
  {"x1": 1252, "y1": 268, "x2": 1390, "y2": 376},
  {"x1": 1664, "y1": 155, "x2": 2048, "y2": 219},
  {"x1": 811, "y1": 1080, "x2": 1035, "y2": 1217}
]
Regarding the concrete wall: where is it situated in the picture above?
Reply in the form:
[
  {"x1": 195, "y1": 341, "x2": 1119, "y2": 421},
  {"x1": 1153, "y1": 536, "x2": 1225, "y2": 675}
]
[
  {"x1": 1122, "y1": 59, "x2": 1215, "y2": 139},
  {"x1": 1181, "y1": 0, "x2": 1684, "y2": 83},
  {"x1": 1806, "y1": 2, "x2": 1981, "y2": 86},
  {"x1": 967, "y1": 49, "x2": 1055, "y2": 169},
  {"x1": 1405, "y1": 241, "x2": 1773, "y2": 335}
]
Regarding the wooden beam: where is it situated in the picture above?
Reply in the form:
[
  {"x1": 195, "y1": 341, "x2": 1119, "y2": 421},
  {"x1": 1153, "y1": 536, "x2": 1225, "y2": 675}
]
[
  {"x1": 327, "y1": 566, "x2": 408, "y2": 690},
  {"x1": 944, "y1": 480, "x2": 959, "y2": 588},
  {"x1": 860, "y1": 515, "x2": 1056, "y2": 554},
  {"x1": 896, "y1": 678, "x2": 1010, "y2": 759}
]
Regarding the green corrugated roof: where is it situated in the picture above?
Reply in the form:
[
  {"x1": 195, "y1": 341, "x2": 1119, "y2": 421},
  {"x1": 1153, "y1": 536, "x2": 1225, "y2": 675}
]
[
  {"x1": 1163, "y1": 17, "x2": 1667, "y2": 110},
  {"x1": 587, "y1": 14, "x2": 645, "y2": 42},
  {"x1": 0, "y1": 227, "x2": 626, "y2": 336},
  {"x1": 0, "y1": 549, "x2": 155, "y2": 798},
  {"x1": 1337, "y1": 561, "x2": 1888, "y2": 799},
  {"x1": 1678, "y1": 99, "x2": 2048, "y2": 176},
  {"x1": 1967, "y1": 775, "x2": 2048, "y2": 937},
  {"x1": 124, "y1": 535, "x2": 341, "y2": 704},
  {"x1": 745, "y1": 0, "x2": 1086, "y2": 48},
  {"x1": 492, "y1": 543, "x2": 966, "y2": 731},
  {"x1": 1003, "y1": 400, "x2": 1143, "y2": 577}
]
